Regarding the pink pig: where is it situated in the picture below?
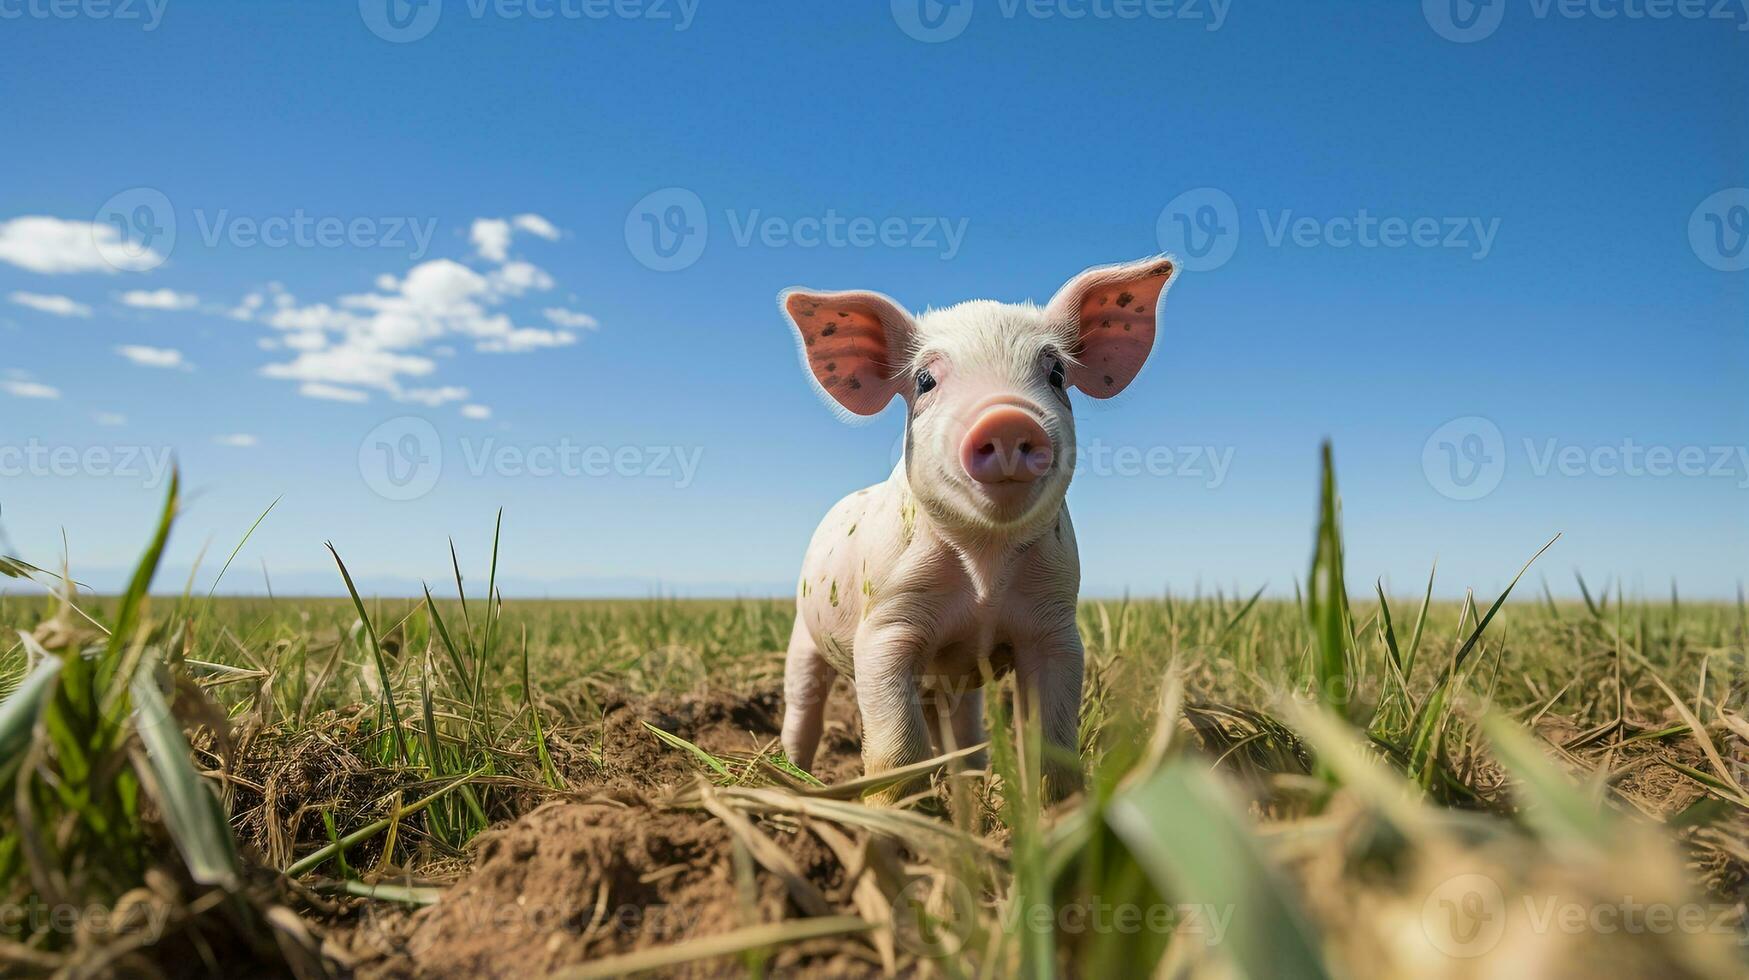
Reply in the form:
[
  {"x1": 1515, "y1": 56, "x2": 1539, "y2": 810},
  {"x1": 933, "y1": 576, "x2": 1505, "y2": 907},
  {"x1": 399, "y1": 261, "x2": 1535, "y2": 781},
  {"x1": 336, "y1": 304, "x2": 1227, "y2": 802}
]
[{"x1": 777, "y1": 256, "x2": 1177, "y2": 799}]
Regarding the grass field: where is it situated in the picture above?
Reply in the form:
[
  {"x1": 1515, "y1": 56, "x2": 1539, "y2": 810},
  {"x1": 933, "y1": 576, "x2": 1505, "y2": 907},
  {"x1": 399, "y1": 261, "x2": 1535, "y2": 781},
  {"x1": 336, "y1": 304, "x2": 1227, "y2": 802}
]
[{"x1": 1, "y1": 454, "x2": 1746, "y2": 978}]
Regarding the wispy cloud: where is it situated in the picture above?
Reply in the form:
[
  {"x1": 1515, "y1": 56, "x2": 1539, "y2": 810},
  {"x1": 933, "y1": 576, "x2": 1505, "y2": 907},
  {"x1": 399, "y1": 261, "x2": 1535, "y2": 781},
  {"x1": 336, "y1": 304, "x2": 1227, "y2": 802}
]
[
  {"x1": 543, "y1": 308, "x2": 598, "y2": 329},
  {"x1": 298, "y1": 382, "x2": 369, "y2": 403},
  {"x1": 461, "y1": 403, "x2": 492, "y2": 420},
  {"x1": 8, "y1": 291, "x2": 92, "y2": 318},
  {"x1": 469, "y1": 213, "x2": 561, "y2": 263},
  {"x1": 92, "y1": 411, "x2": 127, "y2": 425},
  {"x1": 2, "y1": 379, "x2": 61, "y2": 399},
  {"x1": 116, "y1": 345, "x2": 190, "y2": 370},
  {"x1": 214, "y1": 433, "x2": 258, "y2": 447},
  {"x1": 0, "y1": 216, "x2": 163, "y2": 274},
  {"x1": 248, "y1": 217, "x2": 592, "y2": 410},
  {"x1": 120, "y1": 288, "x2": 198, "y2": 310}
]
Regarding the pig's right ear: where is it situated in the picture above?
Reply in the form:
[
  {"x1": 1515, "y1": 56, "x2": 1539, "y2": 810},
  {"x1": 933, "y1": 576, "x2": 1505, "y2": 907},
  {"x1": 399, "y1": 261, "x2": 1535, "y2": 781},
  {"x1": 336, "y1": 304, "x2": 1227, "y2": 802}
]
[{"x1": 780, "y1": 288, "x2": 914, "y2": 417}]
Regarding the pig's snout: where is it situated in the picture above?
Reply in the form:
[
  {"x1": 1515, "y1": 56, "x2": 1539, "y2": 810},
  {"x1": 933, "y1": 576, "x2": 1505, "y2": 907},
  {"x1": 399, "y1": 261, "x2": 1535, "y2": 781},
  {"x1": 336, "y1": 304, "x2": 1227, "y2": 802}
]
[{"x1": 960, "y1": 406, "x2": 1053, "y2": 484}]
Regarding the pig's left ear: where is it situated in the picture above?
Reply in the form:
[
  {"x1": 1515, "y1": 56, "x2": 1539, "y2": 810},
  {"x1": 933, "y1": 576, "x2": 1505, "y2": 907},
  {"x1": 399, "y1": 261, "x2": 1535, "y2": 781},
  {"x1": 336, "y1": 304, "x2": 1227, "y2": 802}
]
[
  {"x1": 781, "y1": 288, "x2": 915, "y2": 417},
  {"x1": 1045, "y1": 256, "x2": 1176, "y2": 398}
]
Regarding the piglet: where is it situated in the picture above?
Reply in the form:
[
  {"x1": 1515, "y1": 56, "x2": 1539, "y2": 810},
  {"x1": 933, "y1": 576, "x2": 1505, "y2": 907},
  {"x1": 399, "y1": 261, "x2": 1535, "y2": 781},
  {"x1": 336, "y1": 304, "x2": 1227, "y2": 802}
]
[{"x1": 777, "y1": 257, "x2": 1176, "y2": 801}]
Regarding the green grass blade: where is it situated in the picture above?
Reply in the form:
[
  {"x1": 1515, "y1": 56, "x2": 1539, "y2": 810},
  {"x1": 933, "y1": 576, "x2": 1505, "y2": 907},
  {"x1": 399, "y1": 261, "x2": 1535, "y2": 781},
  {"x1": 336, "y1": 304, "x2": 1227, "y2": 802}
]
[
  {"x1": 1108, "y1": 758, "x2": 1332, "y2": 980},
  {"x1": 1305, "y1": 441, "x2": 1352, "y2": 720},
  {"x1": 327, "y1": 543, "x2": 410, "y2": 764},
  {"x1": 521, "y1": 627, "x2": 562, "y2": 790},
  {"x1": 643, "y1": 722, "x2": 733, "y2": 778},
  {"x1": 131, "y1": 667, "x2": 242, "y2": 889},
  {"x1": 0, "y1": 653, "x2": 61, "y2": 764},
  {"x1": 204, "y1": 495, "x2": 281, "y2": 601}
]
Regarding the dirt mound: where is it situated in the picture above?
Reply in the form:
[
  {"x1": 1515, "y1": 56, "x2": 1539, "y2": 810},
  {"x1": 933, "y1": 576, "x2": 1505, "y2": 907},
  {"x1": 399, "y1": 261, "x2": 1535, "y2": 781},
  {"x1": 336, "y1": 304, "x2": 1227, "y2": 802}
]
[
  {"x1": 342, "y1": 800, "x2": 870, "y2": 978},
  {"x1": 330, "y1": 685, "x2": 879, "y2": 977},
  {"x1": 582, "y1": 681, "x2": 865, "y2": 792}
]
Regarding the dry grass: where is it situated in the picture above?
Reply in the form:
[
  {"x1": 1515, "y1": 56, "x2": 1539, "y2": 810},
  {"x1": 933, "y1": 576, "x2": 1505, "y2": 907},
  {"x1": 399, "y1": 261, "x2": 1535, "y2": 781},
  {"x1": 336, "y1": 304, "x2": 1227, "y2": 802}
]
[{"x1": 1, "y1": 454, "x2": 1746, "y2": 978}]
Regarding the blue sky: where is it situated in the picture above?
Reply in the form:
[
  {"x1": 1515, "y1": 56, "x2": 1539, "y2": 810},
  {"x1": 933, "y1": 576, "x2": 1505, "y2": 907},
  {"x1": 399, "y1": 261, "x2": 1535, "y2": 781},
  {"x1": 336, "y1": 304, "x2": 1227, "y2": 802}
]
[{"x1": 0, "y1": 0, "x2": 1744, "y2": 599}]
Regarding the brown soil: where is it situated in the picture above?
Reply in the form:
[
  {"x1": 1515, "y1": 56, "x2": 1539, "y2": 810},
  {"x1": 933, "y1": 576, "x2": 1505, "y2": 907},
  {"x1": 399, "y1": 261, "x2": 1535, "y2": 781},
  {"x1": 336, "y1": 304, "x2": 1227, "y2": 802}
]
[{"x1": 328, "y1": 682, "x2": 881, "y2": 978}]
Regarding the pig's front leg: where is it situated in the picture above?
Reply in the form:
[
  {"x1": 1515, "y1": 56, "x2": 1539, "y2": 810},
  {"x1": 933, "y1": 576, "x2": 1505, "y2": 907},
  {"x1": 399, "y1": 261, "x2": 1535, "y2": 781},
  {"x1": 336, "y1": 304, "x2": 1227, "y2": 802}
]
[
  {"x1": 1012, "y1": 626, "x2": 1085, "y2": 801},
  {"x1": 852, "y1": 620, "x2": 932, "y2": 804}
]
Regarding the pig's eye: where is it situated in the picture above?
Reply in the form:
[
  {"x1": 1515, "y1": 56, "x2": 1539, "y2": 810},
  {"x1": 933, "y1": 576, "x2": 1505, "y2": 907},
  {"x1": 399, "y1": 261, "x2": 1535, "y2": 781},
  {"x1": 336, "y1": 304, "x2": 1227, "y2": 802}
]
[
  {"x1": 916, "y1": 369, "x2": 938, "y2": 394},
  {"x1": 1047, "y1": 358, "x2": 1066, "y2": 390}
]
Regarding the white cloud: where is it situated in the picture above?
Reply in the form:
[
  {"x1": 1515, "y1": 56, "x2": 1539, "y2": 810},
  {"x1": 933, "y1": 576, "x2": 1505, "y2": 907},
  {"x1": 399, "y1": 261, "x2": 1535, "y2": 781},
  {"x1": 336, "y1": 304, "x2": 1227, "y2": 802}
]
[
  {"x1": 461, "y1": 404, "x2": 492, "y2": 420},
  {"x1": 116, "y1": 345, "x2": 189, "y2": 369},
  {"x1": 470, "y1": 218, "x2": 512, "y2": 263},
  {"x1": 229, "y1": 291, "x2": 265, "y2": 321},
  {"x1": 470, "y1": 214, "x2": 562, "y2": 263},
  {"x1": 9, "y1": 291, "x2": 92, "y2": 318},
  {"x1": 93, "y1": 411, "x2": 127, "y2": 425},
  {"x1": 120, "y1": 288, "x2": 198, "y2": 310},
  {"x1": 0, "y1": 216, "x2": 164, "y2": 274},
  {"x1": 476, "y1": 327, "x2": 576, "y2": 353},
  {"x1": 298, "y1": 382, "x2": 369, "y2": 403},
  {"x1": 261, "y1": 344, "x2": 434, "y2": 391},
  {"x1": 543, "y1": 308, "x2": 598, "y2": 329},
  {"x1": 400, "y1": 385, "x2": 469, "y2": 406},
  {"x1": 487, "y1": 261, "x2": 554, "y2": 297},
  {"x1": 214, "y1": 433, "x2": 258, "y2": 448},
  {"x1": 2, "y1": 379, "x2": 60, "y2": 399},
  {"x1": 254, "y1": 219, "x2": 587, "y2": 417},
  {"x1": 512, "y1": 213, "x2": 560, "y2": 240}
]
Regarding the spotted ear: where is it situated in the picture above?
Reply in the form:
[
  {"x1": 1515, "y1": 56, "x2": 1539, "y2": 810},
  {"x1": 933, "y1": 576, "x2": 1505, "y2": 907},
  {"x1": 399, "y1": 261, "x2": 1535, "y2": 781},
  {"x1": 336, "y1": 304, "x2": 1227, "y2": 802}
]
[
  {"x1": 1046, "y1": 256, "x2": 1176, "y2": 398},
  {"x1": 780, "y1": 288, "x2": 914, "y2": 417}
]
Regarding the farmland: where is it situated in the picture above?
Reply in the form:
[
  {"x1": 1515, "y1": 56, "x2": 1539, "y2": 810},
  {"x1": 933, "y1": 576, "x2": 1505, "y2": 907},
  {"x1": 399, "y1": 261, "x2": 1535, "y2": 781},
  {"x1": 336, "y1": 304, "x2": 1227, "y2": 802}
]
[{"x1": 1, "y1": 461, "x2": 1746, "y2": 978}]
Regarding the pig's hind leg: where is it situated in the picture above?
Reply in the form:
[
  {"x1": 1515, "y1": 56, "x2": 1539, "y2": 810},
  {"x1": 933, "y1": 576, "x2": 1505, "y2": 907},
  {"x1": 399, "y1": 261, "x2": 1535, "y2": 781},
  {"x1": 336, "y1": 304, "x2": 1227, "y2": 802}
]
[{"x1": 781, "y1": 615, "x2": 834, "y2": 772}]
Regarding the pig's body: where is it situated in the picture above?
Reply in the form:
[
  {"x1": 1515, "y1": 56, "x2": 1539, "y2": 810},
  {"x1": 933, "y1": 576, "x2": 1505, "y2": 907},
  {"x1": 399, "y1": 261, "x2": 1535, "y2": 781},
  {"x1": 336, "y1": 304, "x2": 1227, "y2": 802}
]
[
  {"x1": 785, "y1": 463, "x2": 1083, "y2": 778},
  {"x1": 777, "y1": 258, "x2": 1176, "y2": 798}
]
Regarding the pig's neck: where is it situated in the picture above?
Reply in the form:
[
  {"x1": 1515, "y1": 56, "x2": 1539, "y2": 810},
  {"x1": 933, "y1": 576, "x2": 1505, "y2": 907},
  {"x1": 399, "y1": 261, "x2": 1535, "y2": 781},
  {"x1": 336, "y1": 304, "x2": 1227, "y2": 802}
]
[{"x1": 899, "y1": 473, "x2": 1061, "y2": 603}]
